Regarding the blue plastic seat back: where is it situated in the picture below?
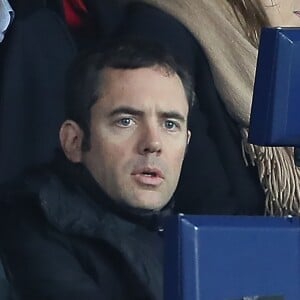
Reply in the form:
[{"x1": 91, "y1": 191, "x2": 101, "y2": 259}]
[
  {"x1": 249, "y1": 27, "x2": 300, "y2": 147},
  {"x1": 164, "y1": 215, "x2": 300, "y2": 300}
]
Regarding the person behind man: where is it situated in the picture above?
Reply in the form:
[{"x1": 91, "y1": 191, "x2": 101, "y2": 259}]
[{"x1": 0, "y1": 38, "x2": 193, "y2": 300}]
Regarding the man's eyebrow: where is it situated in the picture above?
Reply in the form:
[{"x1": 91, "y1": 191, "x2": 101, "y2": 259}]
[
  {"x1": 108, "y1": 106, "x2": 144, "y2": 117},
  {"x1": 108, "y1": 107, "x2": 186, "y2": 122},
  {"x1": 160, "y1": 111, "x2": 186, "y2": 122}
]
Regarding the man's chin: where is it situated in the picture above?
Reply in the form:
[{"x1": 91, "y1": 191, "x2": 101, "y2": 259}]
[{"x1": 127, "y1": 191, "x2": 169, "y2": 211}]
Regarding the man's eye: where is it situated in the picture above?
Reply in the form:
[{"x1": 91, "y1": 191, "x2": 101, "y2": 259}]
[
  {"x1": 117, "y1": 118, "x2": 134, "y2": 127},
  {"x1": 164, "y1": 120, "x2": 179, "y2": 130}
]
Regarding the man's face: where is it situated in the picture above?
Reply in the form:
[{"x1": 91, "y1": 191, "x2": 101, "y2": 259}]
[
  {"x1": 81, "y1": 67, "x2": 190, "y2": 210},
  {"x1": 259, "y1": 0, "x2": 300, "y2": 26}
]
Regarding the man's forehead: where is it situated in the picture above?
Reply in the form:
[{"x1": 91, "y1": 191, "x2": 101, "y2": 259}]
[
  {"x1": 101, "y1": 65, "x2": 178, "y2": 82},
  {"x1": 100, "y1": 67, "x2": 185, "y2": 99},
  {"x1": 93, "y1": 66, "x2": 188, "y2": 116}
]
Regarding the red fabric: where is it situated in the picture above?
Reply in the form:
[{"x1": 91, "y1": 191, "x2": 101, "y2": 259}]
[{"x1": 63, "y1": 0, "x2": 89, "y2": 29}]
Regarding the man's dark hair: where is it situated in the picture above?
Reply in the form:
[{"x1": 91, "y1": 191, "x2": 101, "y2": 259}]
[{"x1": 65, "y1": 38, "x2": 195, "y2": 150}]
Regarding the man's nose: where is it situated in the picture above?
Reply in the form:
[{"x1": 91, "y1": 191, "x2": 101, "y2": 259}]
[{"x1": 138, "y1": 124, "x2": 162, "y2": 155}]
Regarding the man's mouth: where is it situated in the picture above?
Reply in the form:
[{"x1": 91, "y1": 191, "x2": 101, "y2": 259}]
[{"x1": 131, "y1": 168, "x2": 164, "y2": 186}]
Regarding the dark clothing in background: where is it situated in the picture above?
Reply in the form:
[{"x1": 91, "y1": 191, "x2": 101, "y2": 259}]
[
  {"x1": 0, "y1": 6, "x2": 76, "y2": 184},
  {"x1": 0, "y1": 155, "x2": 168, "y2": 300},
  {"x1": 118, "y1": 3, "x2": 265, "y2": 215},
  {"x1": 0, "y1": 0, "x2": 122, "y2": 184}
]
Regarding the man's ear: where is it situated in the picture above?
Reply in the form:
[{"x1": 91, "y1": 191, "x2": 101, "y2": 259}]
[{"x1": 59, "y1": 120, "x2": 84, "y2": 163}]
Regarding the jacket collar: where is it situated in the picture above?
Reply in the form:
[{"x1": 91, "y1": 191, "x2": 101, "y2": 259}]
[
  {"x1": 25, "y1": 154, "x2": 165, "y2": 300},
  {"x1": 26, "y1": 153, "x2": 173, "y2": 236}
]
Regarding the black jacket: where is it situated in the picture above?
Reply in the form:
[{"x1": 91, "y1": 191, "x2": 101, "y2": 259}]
[
  {"x1": 0, "y1": 157, "x2": 170, "y2": 300},
  {"x1": 0, "y1": 0, "x2": 122, "y2": 184}
]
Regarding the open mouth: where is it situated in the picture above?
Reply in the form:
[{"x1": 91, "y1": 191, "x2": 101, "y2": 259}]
[
  {"x1": 132, "y1": 168, "x2": 164, "y2": 186},
  {"x1": 142, "y1": 171, "x2": 159, "y2": 177}
]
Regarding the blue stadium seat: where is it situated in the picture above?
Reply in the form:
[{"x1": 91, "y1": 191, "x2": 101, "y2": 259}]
[{"x1": 164, "y1": 215, "x2": 300, "y2": 300}]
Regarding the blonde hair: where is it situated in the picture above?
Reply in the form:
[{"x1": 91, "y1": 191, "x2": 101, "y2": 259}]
[{"x1": 226, "y1": 0, "x2": 271, "y2": 47}]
